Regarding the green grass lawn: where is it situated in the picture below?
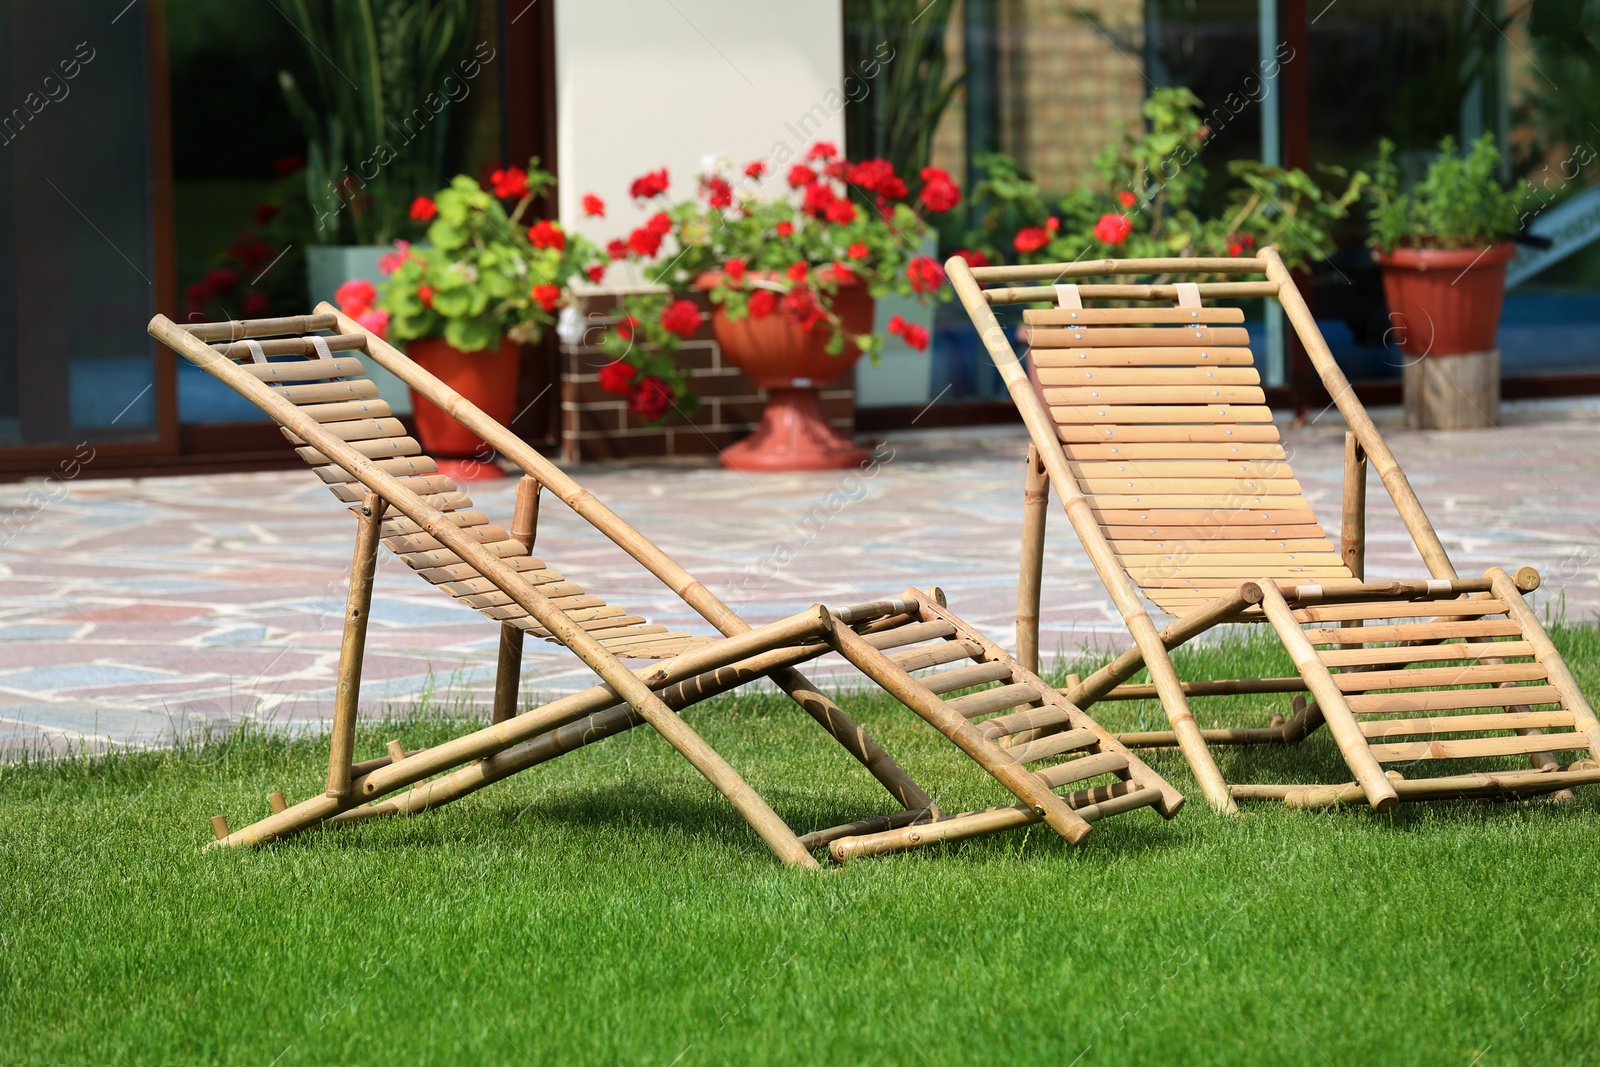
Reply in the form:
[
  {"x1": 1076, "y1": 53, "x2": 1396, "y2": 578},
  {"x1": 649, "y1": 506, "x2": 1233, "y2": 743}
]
[{"x1": 3, "y1": 624, "x2": 1598, "y2": 1066}]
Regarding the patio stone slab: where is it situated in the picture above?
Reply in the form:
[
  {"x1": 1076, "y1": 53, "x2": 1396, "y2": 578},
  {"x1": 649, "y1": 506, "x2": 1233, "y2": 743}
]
[{"x1": 1, "y1": 396, "x2": 1596, "y2": 755}]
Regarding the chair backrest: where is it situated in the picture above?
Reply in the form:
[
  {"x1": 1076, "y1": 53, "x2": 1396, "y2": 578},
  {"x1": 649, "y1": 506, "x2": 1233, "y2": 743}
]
[
  {"x1": 164, "y1": 315, "x2": 702, "y2": 659},
  {"x1": 1022, "y1": 288, "x2": 1351, "y2": 615}
]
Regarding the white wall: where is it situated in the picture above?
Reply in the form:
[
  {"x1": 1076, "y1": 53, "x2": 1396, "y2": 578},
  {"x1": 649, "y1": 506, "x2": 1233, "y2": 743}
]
[{"x1": 555, "y1": 1, "x2": 846, "y2": 260}]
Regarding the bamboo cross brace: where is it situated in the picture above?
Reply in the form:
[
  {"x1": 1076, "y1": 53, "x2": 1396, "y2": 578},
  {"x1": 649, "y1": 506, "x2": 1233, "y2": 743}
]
[
  {"x1": 152, "y1": 315, "x2": 818, "y2": 868},
  {"x1": 318, "y1": 304, "x2": 931, "y2": 813}
]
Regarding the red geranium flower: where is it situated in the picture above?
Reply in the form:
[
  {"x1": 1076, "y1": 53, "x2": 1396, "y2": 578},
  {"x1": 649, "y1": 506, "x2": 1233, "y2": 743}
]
[
  {"x1": 806, "y1": 141, "x2": 838, "y2": 161},
  {"x1": 918, "y1": 166, "x2": 960, "y2": 213},
  {"x1": 629, "y1": 167, "x2": 670, "y2": 199},
  {"x1": 801, "y1": 183, "x2": 838, "y2": 219},
  {"x1": 335, "y1": 278, "x2": 376, "y2": 314},
  {"x1": 952, "y1": 248, "x2": 990, "y2": 268},
  {"x1": 744, "y1": 160, "x2": 768, "y2": 179},
  {"x1": 627, "y1": 226, "x2": 663, "y2": 257},
  {"x1": 240, "y1": 291, "x2": 272, "y2": 317},
  {"x1": 598, "y1": 360, "x2": 637, "y2": 395},
  {"x1": 724, "y1": 257, "x2": 747, "y2": 282},
  {"x1": 489, "y1": 167, "x2": 529, "y2": 199},
  {"x1": 203, "y1": 267, "x2": 239, "y2": 295},
  {"x1": 273, "y1": 155, "x2": 305, "y2": 178},
  {"x1": 615, "y1": 315, "x2": 640, "y2": 341},
  {"x1": 825, "y1": 199, "x2": 858, "y2": 225},
  {"x1": 586, "y1": 263, "x2": 606, "y2": 283},
  {"x1": 1118, "y1": 190, "x2": 1138, "y2": 208},
  {"x1": 417, "y1": 285, "x2": 435, "y2": 308},
  {"x1": 703, "y1": 175, "x2": 734, "y2": 210},
  {"x1": 378, "y1": 240, "x2": 413, "y2": 275},
  {"x1": 748, "y1": 289, "x2": 777, "y2": 319},
  {"x1": 781, "y1": 288, "x2": 823, "y2": 330},
  {"x1": 409, "y1": 196, "x2": 437, "y2": 222},
  {"x1": 606, "y1": 238, "x2": 629, "y2": 260},
  {"x1": 1046, "y1": 216, "x2": 1060, "y2": 233},
  {"x1": 787, "y1": 163, "x2": 818, "y2": 188},
  {"x1": 660, "y1": 299, "x2": 701, "y2": 339},
  {"x1": 530, "y1": 283, "x2": 561, "y2": 312},
  {"x1": 775, "y1": 220, "x2": 795, "y2": 238},
  {"x1": 822, "y1": 262, "x2": 855, "y2": 283},
  {"x1": 253, "y1": 203, "x2": 280, "y2": 225},
  {"x1": 1094, "y1": 213, "x2": 1133, "y2": 245},
  {"x1": 582, "y1": 193, "x2": 606, "y2": 217},
  {"x1": 528, "y1": 220, "x2": 566, "y2": 251},
  {"x1": 905, "y1": 255, "x2": 945, "y2": 293},
  {"x1": 357, "y1": 309, "x2": 389, "y2": 339},
  {"x1": 1013, "y1": 226, "x2": 1051, "y2": 253},
  {"x1": 847, "y1": 242, "x2": 870, "y2": 260},
  {"x1": 786, "y1": 261, "x2": 808, "y2": 282},
  {"x1": 900, "y1": 322, "x2": 930, "y2": 351},
  {"x1": 646, "y1": 211, "x2": 673, "y2": 236},
  {"x1": 628, "y1": 375, "x2": 672, "y2": 421}
]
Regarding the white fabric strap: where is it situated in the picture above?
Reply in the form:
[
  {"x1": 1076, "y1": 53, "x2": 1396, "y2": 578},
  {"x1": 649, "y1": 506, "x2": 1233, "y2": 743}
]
[
  {"x1": 308, "y1": 335, "x2": 334, "y2": 361},
  {"x1": 1174, "y1": 282, "x2": 1201, "y2": 308},
  {"x1": 244, "y1": 340, "x2": 267, "y2": 364},
  {"x1": 1054, "y1": 283, "x2": 1083, "y2": 309}
]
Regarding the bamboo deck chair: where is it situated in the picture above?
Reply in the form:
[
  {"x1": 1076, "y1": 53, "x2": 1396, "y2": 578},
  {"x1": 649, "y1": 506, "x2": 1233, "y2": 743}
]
[
  {"x1": 946, "y1": 249, "x2": 1600, "y2": 814},
  {"x1": 147, "y1": 307, "x2": 1181, "y2": 865}
]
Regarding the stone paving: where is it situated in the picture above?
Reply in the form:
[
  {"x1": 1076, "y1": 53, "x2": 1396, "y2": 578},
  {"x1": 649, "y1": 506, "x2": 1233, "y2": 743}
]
[{"x1": 2, "y1": 398, "x2": 1597, "y2": 756}]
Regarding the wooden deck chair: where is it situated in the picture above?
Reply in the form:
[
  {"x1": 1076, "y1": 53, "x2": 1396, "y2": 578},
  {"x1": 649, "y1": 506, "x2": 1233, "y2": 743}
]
[
  {"x1": 946, "y1": 250, "x2": 1600, "y2": 814},
  {"x1": 147, "y1": 307, "x2": 1181, "y2": 865}
]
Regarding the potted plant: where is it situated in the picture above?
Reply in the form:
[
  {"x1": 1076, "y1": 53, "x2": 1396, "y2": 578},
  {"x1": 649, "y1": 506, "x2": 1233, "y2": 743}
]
[
  {"x1": 277, "y1": 0, "x2": 479, "y2": 317},
  {"x1": 336, "y1": 160, "x2": 603, "y2": 480},
  {"x1": 591, "y1": 143, "x2": 958, "y2": 472},
  {"x1": 960, "y1": 88, "x2": 1366, "y2": 271},
  {"x1": 1368, "y1": 133, "x2": 1521, "y2": 358}
]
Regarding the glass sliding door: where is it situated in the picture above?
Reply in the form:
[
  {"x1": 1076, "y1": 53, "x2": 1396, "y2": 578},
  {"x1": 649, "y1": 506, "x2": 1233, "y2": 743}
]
[{"x1": 0, "y1": 1, "x2": 164, "y2": 453}]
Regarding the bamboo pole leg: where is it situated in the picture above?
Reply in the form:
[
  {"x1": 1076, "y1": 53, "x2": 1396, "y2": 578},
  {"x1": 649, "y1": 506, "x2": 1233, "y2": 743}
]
[
  {"x1": 1341, "y1": 431, "x2": 1367, "y2": 582},
  {"x1": 490, "y1": 625, "x2": 524, "y2": 725},
  {"x1": 1017, "y1": 444, "x2": 1049, "y2": 674},
  {"x1": 1257, "y1": 581, "x2": 1399, "y2": 812},
  {"x1": 327, "y1": 494, "x2": 386, "y2": 798}
]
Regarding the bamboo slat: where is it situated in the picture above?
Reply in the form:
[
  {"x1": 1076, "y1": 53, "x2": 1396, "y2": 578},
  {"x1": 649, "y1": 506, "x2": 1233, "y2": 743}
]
[
  {"x1": 1319, "y1": 641, "x2": 1536, "y2": 668},
  {"x1": 314, "y1": 456, "x2": 439, "y2": 483},
  {"x1": 1045, "y1": 386, "x2": 1267, "y2": 406},
  {"x1": 989, "y1": 281, "x2": 1279, "y2": 305},
  {"x1": 283, "y1": 417, "x2": 407, "y2": 444},
  {"x1": 1032, "y1": 326, "x2": 1252, "y2": 349},
  {"x1": 1345, "y1": 685, "x2": 1564, "y2": 715},
  {"x1": 299, "y1": 436, "x2": 422, "y2": 465},
  {"x1": 1359, "y1": 711, "x2": 1575, "y2": 737},
  {"x1": 1070, "y1": 459, "x2": 1291, "y2": 478},
  {"x1": 1043, "y1": 366, "x2": 1263, "y2": 386},
  {"x1": 1331, "y1": 663, "x2": 1546, "y2": 692},
  {"x1": 1051, "y1": 404, "x2": 1274, "y2": 425},
  {"x1": 184, "y1": 313, "x2": 338, "y2": 340},
  {"x1": 213, "y1": 332, "x2": 366, "y2": 360},
  {"x1": 1024, "y1": 307, "x2": 1247, "y2": 325},
  {"x1": 1005, "y1": 727, "x2": 1099, "y2": 763},
  {"x1": 921, "y1": 660, "x2": 1016, "y2": 696},
  {"x1": 887, "y1": 639, "x2": 985, "y2": 672},
  {"x1": 969, "y1": 257, "x2": 1267, "y2": 282},
  {"x1": 277, "y1": 379, "x2": 380, "y2": 405},
  {"x1": 245, "y1": 356, "x2": 365, "y2": 382},
  {"x1": 1303, "y1": 619, "x2": 1524, "y2": 645},
  {"x1": 1369, "y1": 732, "x2": 1588, "y2": 762},
  {"x1": 1033, "y1": 346, "x2": 1257, "y2": 365},
  {"x1": 1035, "y1": 750, "x2": 1129, "y2": 789},
  {"x1": 1057, "y1": 424, "x2": 1282, "y2": 445},
  {"x1": 944, "y1": 683, "x2": 1042, "y2": 720},
  {"x1": 1294, "y1": 599, "x2": 1508, "y2": 623}
]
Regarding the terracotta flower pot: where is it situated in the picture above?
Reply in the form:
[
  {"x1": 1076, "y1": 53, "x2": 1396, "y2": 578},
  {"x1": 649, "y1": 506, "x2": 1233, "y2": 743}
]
[
  {"x1": 1375, "y1": 242, "x2": 1515, "y2": 357},
  {"x1": 695, "y1": 272, "x2": 874, "y2": 472},
  {"x1": 404, "y1": 336, "x2": 520, "y2": 481}
]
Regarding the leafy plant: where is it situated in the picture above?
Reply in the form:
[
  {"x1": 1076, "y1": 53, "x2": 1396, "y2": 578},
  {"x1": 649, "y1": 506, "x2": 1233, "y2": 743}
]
[
  {"x1": 843, "y1": 0, "x2": 966, "y2": 186},
  {"x1": 960, "y1": 88, "x2": 1365, "y2": 272},
  {"x1": 277, "y1": 0, "x2": 479, "y2": 246},
  {"x1": 1367, "y1": 133, "x2": 1521, "y2": 252},
  {"x1": 592, "y1": 145, "x2": 960, "y2": 422},
  {"x1": 341, "y1": 161, "x2": 602, "y2": 351}
]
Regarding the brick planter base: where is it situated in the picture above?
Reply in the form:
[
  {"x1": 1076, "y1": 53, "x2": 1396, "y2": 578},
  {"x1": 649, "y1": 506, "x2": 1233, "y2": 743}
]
[{"x1": 559, "y1": 292, "x2": 855, "y2": 462}]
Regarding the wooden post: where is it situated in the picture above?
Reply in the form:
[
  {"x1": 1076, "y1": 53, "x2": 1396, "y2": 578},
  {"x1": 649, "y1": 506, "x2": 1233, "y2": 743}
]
[
  {"x1": 1017, "y1": 445, "x2": 1048, "y2": 674},
  {"x1": 491, "y1": 476, "x2": 542, "y2": 725},
  {"x1": 1341, "y1": 431, "x2": 1366, "y2": 582},
  {"x1": 326, "y1": 494, "x2": 386, "y2": 798},
  {"x1": 1404, "y1": 349, "x2": 1500, "y2": 429}
]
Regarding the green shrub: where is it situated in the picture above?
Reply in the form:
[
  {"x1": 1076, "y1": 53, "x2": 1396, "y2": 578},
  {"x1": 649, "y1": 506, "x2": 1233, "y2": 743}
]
[{"x1": 1367, "y1": 133, "x2": 1521, "y2": 252}]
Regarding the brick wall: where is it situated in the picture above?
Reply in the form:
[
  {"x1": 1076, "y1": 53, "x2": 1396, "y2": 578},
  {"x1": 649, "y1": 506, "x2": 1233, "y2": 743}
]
[{"x1": 559, "y1": 292, "x2": 855, "y2": 462}]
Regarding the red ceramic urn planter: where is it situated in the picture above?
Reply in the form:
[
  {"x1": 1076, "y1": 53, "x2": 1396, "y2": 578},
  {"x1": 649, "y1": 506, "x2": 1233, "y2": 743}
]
[
  {"x1": 1375, "y1": 242, "x2": 1515, "y2": 356},
  {"x1": 404, "y1": 336, "x2": 520, "y2": 481},
  {"x1": 697, "y1": 273, "x2": 873, "y2": 472}
]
